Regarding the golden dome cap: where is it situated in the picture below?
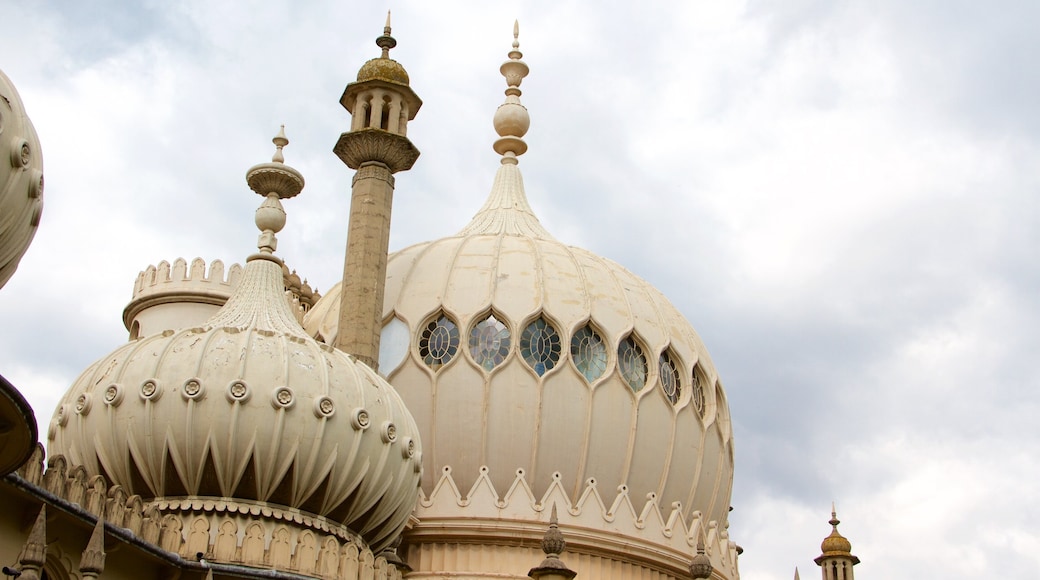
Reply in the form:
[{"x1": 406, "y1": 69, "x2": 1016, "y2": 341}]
[
  {"x1": 356, "y1": 12, "x2": 410, "y2": 86},
  {"x1": 820, "y1": 506, "x2": 854, "y2": 555}
]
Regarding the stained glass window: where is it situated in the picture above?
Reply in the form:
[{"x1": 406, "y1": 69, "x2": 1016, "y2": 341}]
[
  {"x1": 571, "y1": 325, "x2": 607, "y2": 382},
  {"x1": 659, "y1": 350, "x2": 681, "y2": 404},
  {"x1": 469, "y1": 313, "x2": 511, "y2": 371},
  {"x1": 520, "y1": 317, "x2": 562, "y2": 376},
  {"x1": 618, "y1": 336, "x2": 647, "y2": 391},
  {"x1": 692, "y1": 367, "x2": 705, "y2": 417},
  {"x1": 419, "y1": 314, "x2": 459, "y2": 370}
]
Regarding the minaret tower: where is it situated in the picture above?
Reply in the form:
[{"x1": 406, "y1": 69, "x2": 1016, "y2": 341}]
[
  {"x1": 334, "y1": 13, "x2": 421, "y2": 369},
  {"x1": 814, "y1": 506, "x2": 860, "y2": 580}
]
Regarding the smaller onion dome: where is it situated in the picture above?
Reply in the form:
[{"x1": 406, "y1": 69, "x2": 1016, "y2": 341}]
[
  {"x1": 357, "y1": 12, "x2": 410, "y2": 86},
  {"x1": 49, "y1": 128, "x2": 422, "y2": 552},
  {"x1": 820, "y1": 508, "x2": 852, "y2": 554}
]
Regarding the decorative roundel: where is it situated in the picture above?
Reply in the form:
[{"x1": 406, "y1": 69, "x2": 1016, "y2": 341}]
[
  {"x1": 351, "y1": 408, "x2": 371, "y2": 430},
  {"x1": 55, "y1": 404, "x2": 69, "y2": 427},
  {"x1": 419, "y1": 314, "x2": 460, "y2": 369},
  {"x1": 226, "y1": 380, "x2": 250, "y2": 403},
  {"x1": 314, "y1": 396, "x2": 336, "y2": 418},
  {"x1": 381, "y1": 421, "x2": 398, "y2": 443},
  {"x1": 75, "y1": 393, "x2": 92, "y2": 415},
  {"x1": 469, "y1": 313, "x2": 510, "y2": 371},
  {"x1": 401, "y1": 437, "x2": 416, "y2": 458},
  {"x1": 103, "y1": 383, "x2": 124, "y2": 406},
  {"x1": 659, "y1": 350, "x2": 681, "y2": 405},
  {"x1": 618, "y1": 336, "x2": 648, "y2": 392},
  {"x1": 9, "y1": 138, "x2": 30, "y2": 168},
  {"x1": 271, "y1": 386, "x2": 295, "y2": 409},
  {"x1": 140, "y1": 379, "x2": 162, "y2": 401},
  {"x1": 181, "y1": 378, "x2": 205, "y2": 400},
  {"x1": 520, "y1": 317, "x2": 561, "y2": 376},
  {"x1": 571, "y1": 324, "x2": 607, "y2": 383}
]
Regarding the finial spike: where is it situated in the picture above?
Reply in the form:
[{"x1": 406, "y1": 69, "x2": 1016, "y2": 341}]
[
  {"x1": 513, "y1": 20, "x2": 520, "y2": 47},
  {"x1": 272, "y1": 124, "x2": 288, "y2": 163},
  {"x1": 376, "y1": 12, "x2": 397, "y2": 58},
  {"x1": 550, "y1": 503, "x2": 559, "y2": 526}
]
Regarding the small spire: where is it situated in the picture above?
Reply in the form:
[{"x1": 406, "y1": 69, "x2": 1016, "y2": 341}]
[
  {"x1": 79, "y1": 518, "x2": 106, "y2": 579},
  {"x1": 376, "y1": 11, "x2": 397, "y2": 58},
  {"x1": 830, "y1": 503, "x2": 840, "y2": 528},
  {"x1": 527, "y1": 503, "x2": 576, "y2": 579},
  {"x1": 794, "y1": 567, "x2": 801, "y2": 580}
]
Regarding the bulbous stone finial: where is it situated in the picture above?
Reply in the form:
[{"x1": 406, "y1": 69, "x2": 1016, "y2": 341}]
[
  {"x1": 689, "y1": 536, "x2": 713, "y2": 579},
  {"x1": 494, "y1": 21, "x2": 531, "y2": 162},
  {"x1": 246, "y1": 127, "x2": 305, "y2": 259}
]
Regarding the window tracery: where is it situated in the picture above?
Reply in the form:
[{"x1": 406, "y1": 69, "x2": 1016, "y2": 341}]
[
  {"x1": 520, "y1": 317, "x2": 561, "y2": 376},
  {"x1": 418, "y1": 314, "x2": 460, "y2": 370},
  {"x1": 469, "y1": 313, "x2": 511, "y2": 371},
  {"x1": 659, "y1": 349, "x2": 681, "y2": 404},
  {"x1": 618, "y1": 336, "x2": 648, "y2": 391},
  {"x1": 692, "y1": 366, "x2": 706, "y2": 417},
  {"x1": 571, "y1": 324, "x2": 607, "y2": 382}
]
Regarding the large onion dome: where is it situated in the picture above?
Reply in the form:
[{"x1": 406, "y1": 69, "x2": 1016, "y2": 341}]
[
  {"x1": 305, "y1": 31, "x2": 735, "y2": 531},
  {"x1": 48, "y1": 130, "x2": 422, "y2": 552}
]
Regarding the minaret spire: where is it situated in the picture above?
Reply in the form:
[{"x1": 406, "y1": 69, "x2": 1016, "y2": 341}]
[{"x1": 333, "y1": 18, "x2": 422, "y2": 370}]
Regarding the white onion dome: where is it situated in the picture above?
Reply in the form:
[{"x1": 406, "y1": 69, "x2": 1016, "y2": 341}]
[
  {"x1": 0, "y1": 69, "x2": 45, "y2": 291},
  {"x1": 48, "y1": 129, "x2": 422, "y2": 551},
  {"x1": 305, "y1": 31, "x2": 735, "y2": 530}
]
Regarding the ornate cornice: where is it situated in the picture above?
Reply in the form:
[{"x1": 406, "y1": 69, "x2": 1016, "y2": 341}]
[{"x1": 334, "y1": 128, "x2": 419, "y2": 173}]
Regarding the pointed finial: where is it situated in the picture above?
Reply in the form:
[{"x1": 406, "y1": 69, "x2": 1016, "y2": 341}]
[
  {"x1": 376, "y1": 11, "x2": 397, "y2": 58},
  {"x1": 830, "y1": 502, "x2": 840, "y2": 528},
  {"x1": 79, "y1": 518, "x2": 107, "y2": 578},
  {"x1": 794, "y1": 567, "x2": 801, "y2": 580},
  {"x1": 493, "y1": 21, "x2": 531, "y2": 162},
  {"x1": 246, "y1": 127, "x2": 305, "y2": 260},
  {"x1": 272, "y1": 125, "x2": 288, "y2": 163},
  {"x1": 528, "y1": 503, "x2": 576, "y2": 578}
]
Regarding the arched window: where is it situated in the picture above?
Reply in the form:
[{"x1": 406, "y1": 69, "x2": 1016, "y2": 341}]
[
  {"x1": 692, "y1": 365, "x2": 706, "y2": 417},
  {"x1": 618, "y1": 336, "x2": 647, "y2": 391},
  {"x1": 469, "y1": 313, "x2": 510, "y2": 371},
  {"x1": 659, "y1": 349, "x2": 681, "y2": 404},
  {"x1": 520, "y1": 317, "x2": 561, "y2": 376},
  {"x1": 378, "y1": 316, "x2": 409, "y2": 374},
  {"x1": 570, "y1": 324, "x2": 607, "y2": 382},
  {"x1": 418, "y1": 314, "x2": 460, "y2": 370}
]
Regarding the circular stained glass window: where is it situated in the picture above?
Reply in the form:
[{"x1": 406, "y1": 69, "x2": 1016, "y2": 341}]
[
  {"x1": 571, "y1": 325, "x2": 607, "y2": 383},
  {"x1": 419, "y1": 314, "x2": 459, "y2": 370},
  {"x1": 520, "y1": 317, "x2": 562, "y2": 376},
  {"x1": 659, "y1": 350, "x2": 681, "y2": 404},
  {"x1": 618, "y1": 336, "x2": 647, "y2": 391},
  {"x1": 692, "y1": 367, "x2": 706, "y2": 417},
  {"x1": 470, "y1": 314, "x2": 511, "y2": 371}
]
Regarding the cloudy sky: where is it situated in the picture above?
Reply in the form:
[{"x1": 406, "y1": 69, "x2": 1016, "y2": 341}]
[{"x1": 2, "y1": 1, "x2": 1038, "y2": 578}]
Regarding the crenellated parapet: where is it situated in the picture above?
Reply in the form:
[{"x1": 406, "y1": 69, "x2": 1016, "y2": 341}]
[
  {"x1": 407, "y1": 465, "x2": 741, "y2": 580},
  {"x1": 123, "y1": 258, "x2": 243, "y2": 339},
  {"x1": 10, "y1": 445, "x2": 404, "y2": 580},
  {"x1": 123, "y1": 257, "x2": 320, "y2": 339}
]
